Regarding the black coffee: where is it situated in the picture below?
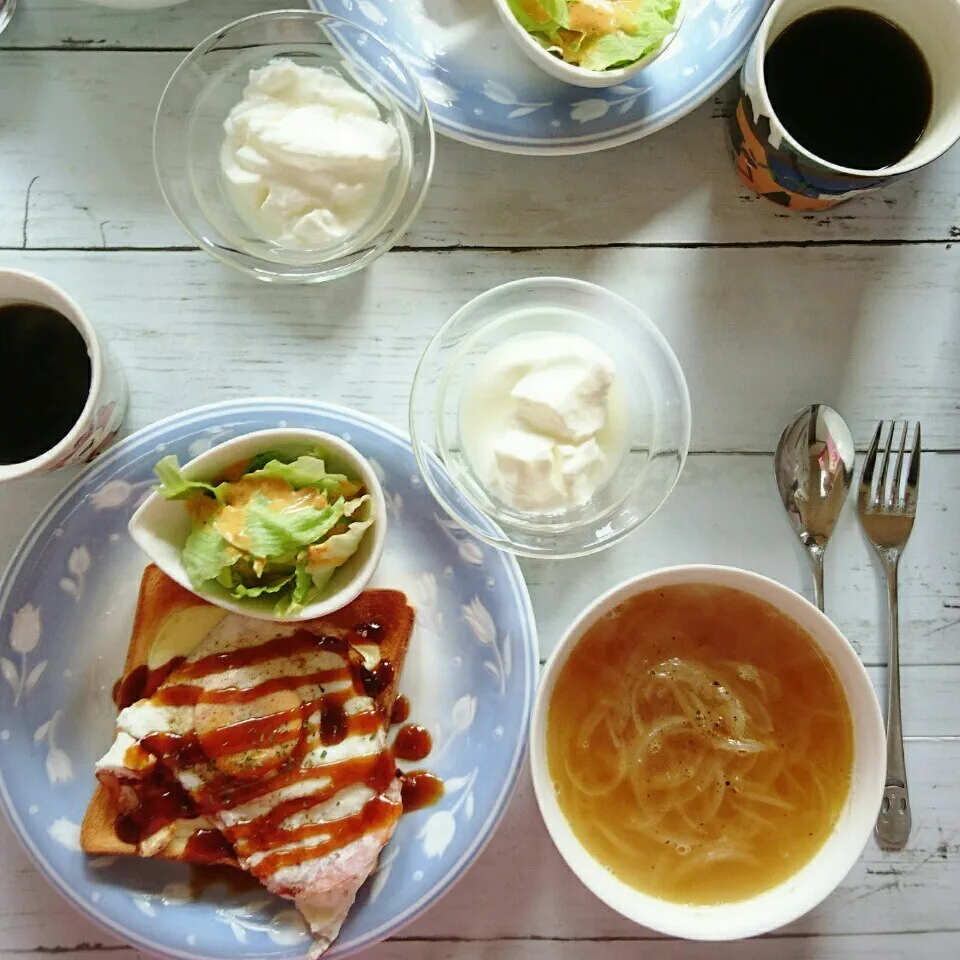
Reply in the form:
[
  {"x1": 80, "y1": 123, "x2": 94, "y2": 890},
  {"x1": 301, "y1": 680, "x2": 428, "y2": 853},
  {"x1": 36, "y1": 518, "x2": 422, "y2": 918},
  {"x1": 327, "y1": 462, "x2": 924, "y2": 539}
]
[
  {"x1": 0, "y1": 303, "x2": 92, "y2": 464},
  {"x1": 764, "y1": 8, "x2": 933, "y2": 170}
]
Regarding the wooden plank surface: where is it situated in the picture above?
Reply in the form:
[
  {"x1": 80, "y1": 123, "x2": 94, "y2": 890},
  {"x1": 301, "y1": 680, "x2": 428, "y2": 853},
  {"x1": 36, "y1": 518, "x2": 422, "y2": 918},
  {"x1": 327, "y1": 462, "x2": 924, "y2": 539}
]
[
  {"x1": 0, "y1": 248, "x2": 957, "y2": 453},
  {"x1": 0, "y1": 0, "x2": 285, "y2": 49},
  {"x1": 1, "y1": 1, "x2": 959, "y2": 958},
  {"x1": 1, "y1": 936, "x2": 959, "y2": 960},
  {"x1": 0, "y1": 933, "x2": 958, "y2": 960},
  {"x1": 2, "y1": 743, "x2": 958, "y2": 951},
  {"x1": 1, "y1": 44, "x2": 960, "y2": 249}
]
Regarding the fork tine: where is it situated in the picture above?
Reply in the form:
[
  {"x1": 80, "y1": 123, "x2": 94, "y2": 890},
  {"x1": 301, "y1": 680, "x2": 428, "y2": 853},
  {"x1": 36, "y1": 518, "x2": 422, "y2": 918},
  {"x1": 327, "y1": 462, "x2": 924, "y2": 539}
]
[
  {"x1": 874, "y1": 421, "x2": 895, "y2": 508},
  {"x1": 904, "y1": 422, "x2": 921, "y2": 513},
  {"x1": 860, "y1": 421, "x2": 881, "y2": 504},
  {"x1": 889, "y1": 421, "x2": 908, "y2": 508}
]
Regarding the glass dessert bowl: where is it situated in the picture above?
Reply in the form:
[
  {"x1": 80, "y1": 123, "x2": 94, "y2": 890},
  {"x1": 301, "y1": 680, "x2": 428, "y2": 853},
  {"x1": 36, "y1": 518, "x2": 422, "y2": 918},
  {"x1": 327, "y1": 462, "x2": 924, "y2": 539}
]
[
  {"x1": 153, "y1": 10, "x2": 434, "y2": 283},
  {"x1": 409, "y1": 277, "x2": 692, "y2": 559}
]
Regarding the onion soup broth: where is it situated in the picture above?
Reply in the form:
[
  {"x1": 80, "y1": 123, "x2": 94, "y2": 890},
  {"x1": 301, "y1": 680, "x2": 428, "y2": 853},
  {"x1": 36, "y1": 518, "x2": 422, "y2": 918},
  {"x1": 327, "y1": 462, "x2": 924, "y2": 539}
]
[{"x1": 546, "y1": 584, "x2": 853, "y2": 904}]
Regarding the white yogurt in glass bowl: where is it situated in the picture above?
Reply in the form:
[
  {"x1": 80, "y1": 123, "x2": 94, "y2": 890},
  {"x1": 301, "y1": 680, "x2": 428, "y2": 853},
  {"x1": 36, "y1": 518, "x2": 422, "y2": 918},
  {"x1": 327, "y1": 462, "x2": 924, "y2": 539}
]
[
  {"x1": 219, "y1": 59, "x2": 404, "y2": 253},
  {"x1": 409, "y1": 278, "x2": 691, "y2": 559},
  {"x1": 459, "y1": 330, "x2": 629, "y2": 514}
]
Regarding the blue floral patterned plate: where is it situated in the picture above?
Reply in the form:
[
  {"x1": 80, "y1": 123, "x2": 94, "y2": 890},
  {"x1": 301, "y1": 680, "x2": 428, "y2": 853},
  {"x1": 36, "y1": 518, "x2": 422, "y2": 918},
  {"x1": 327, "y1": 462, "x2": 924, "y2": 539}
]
[
  {"x1": 310, "y1": 0, "x2": 770, "y2": 154},
  {"x1": 0, "y1": 399, "x2": 537, "y2": 959}
]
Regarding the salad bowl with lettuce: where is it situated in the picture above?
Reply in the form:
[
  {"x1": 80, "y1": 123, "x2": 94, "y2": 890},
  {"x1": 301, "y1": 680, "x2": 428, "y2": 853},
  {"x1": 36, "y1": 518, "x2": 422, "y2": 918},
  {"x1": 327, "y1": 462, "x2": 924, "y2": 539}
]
[
  {"x1": 128, "y1": 428, "x2": 386, "y2": 621},
  {"x1": 494, "y1": 0, "x2": 684, "y2": 88}
]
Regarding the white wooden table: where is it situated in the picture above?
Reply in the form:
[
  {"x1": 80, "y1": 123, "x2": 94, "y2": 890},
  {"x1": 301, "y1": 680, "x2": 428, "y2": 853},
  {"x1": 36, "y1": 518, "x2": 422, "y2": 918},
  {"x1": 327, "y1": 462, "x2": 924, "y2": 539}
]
[{"x1": 2, "y1": 1, "x2": 959, "y2": 957}]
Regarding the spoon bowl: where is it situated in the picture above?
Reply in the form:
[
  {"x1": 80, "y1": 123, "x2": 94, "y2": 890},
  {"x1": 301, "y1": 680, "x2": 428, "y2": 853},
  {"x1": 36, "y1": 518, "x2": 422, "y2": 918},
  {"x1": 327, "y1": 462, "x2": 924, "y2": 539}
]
[{"x1": 774, "y1": 404, "x2": 856, "y2": 610}]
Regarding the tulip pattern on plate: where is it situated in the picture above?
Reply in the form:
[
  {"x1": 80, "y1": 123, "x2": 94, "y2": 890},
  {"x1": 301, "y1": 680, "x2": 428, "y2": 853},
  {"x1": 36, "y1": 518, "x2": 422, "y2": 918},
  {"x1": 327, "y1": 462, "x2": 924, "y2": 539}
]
[
  {"x1": 35, "y1": 711, "x2": 74, "y2": 785},
  {"x1": 3, "y1": 603, "x2": 45, "y2": 706}
]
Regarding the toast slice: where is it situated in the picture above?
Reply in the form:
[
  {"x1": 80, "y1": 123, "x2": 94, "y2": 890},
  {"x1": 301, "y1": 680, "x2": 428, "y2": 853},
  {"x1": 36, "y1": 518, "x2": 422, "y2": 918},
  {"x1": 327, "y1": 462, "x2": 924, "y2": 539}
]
[
  {"x1": 82, "y1": 564, "x2": 414, "y2": 872},
  {"x1": 82, "y1": 569, "x2": 221, "y2": 859}
]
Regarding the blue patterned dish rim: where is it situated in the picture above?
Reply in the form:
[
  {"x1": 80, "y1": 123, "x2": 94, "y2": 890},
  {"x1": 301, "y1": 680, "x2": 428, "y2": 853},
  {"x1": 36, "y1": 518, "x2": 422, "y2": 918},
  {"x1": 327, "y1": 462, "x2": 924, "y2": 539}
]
[
  {"x1": 0, "y1": 398, "x2": 538, "y2": 959},
  {"x1": 309, "y1": 0, "x2": 771, "y2": 154}
]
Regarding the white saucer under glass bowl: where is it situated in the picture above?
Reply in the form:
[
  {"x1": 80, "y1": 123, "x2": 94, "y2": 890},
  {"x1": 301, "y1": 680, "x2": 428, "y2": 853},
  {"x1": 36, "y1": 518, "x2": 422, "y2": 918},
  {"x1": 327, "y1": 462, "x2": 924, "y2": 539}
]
[
  {"x1": 153, "y1": 10, "x2": 434, "y2": 283},
  {"x1": 409, "y1": 278, "x2": 691, "y2": 559}
]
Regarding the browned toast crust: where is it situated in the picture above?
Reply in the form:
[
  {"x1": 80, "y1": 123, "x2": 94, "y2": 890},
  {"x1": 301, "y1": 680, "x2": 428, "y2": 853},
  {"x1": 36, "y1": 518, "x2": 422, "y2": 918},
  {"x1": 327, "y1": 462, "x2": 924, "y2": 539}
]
[
  {"x1": 81, "y1": 564, "x2": 414, "y2": 864},
  {"x1": 81, "y1": 784, "x2": 139, "y2": 858},
  {"x1": 81, "y1": 566, "x2": 205, "y2": 860}
]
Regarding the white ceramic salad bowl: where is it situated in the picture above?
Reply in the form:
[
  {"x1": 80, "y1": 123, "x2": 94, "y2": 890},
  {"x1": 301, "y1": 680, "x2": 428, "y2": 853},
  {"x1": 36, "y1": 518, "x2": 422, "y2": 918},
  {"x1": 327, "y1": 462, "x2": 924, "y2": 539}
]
[
  {"x1": 128, "y1": 428, "x2": 387, "y2": 622},
  {"x1": 492, "y1": 0, "x2": 687, "y2": 89}
]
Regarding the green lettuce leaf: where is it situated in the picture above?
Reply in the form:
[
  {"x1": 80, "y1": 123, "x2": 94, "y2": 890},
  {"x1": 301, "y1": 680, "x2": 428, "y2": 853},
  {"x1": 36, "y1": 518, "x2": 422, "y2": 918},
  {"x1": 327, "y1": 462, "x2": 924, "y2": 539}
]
[
  {"x1": 582, "y1": 1, "x2": 679, "y2": 71},
  {"x1": 536, "y1": 0, "x2": 569, "y2": 27},
  {"x1": 243, "y1": 495, "x2": 346, "y2": 559},
  {"x1": 305, "y1": 518, "x2": 374, "y2": 592},
  {"x1": 244, "y1": 450, "x2": 291, "y2": 472},
  {"x1": 182, "y1": 523, "x2": 239, "y2": 587},
  {"x1": 274, "y1": 557, "x2": 315, "y2": 617},
  {"x1": 507, "y1": 0, "x2": 680, "y2": 72},
  {"x1": 343, "y1": 494, "x2": 370, "y2": 518},
  {"x1": 230, "y1": 574, "x2": 295, "y2": 600},
  {"x1": 579, "y1": 31, "x2": 650, "y2": 71},
  {"x1": 506, "y1": 0, "x2": 563, "y2": 34},
  {"x1": 155, "y1": 455, "x2": 223, "y2": 502},
  {"x1": 247, "y1": 455, "x2": 348, "y2": 492}
]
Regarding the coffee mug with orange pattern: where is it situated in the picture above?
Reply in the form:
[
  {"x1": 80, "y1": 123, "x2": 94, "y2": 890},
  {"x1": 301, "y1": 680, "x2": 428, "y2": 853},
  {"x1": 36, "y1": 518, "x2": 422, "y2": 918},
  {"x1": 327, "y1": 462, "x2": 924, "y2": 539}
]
[{"x1": 732, "y1": 0, "x2": 960, "y2": 210}]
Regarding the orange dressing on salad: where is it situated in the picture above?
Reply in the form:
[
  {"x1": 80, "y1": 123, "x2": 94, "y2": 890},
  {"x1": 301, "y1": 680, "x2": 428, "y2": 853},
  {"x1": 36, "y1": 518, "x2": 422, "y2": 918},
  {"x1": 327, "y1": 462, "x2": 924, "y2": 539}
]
[
  {"x1": 568, "y1": 0, "x2": 636, "y2": 36},
  {"x1": 519, "y1": 0, "x2": 552, "y2": 24},
  {"x1": 201, "y1": 475, "x2": 331, "y2": 554}
]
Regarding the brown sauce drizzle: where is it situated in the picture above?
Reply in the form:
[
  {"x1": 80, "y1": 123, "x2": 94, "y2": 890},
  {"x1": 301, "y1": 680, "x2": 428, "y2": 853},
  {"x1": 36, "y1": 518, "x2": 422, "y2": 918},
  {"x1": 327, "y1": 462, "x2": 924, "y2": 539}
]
[
  {"x1": 112, "y1": 764, "x2": 199, "y2": 846},
  {"x1": 401, "y1": 771, "x2": 445, "y2": 812},
  {"x1": 152, "y1": 665, "x2": 345, "y2": 709},
  {"x1": 183, "y1": 828, "x2": 235, "y2": 865},
  {"x1": 112, "y1": 657, "x2": 186, "y2": 710},
  {"x1": 392, "y1": 724, "x2": 433, "y2": 762},
  {"x1": 390, "y1": 694, "x2": 411, "y2": 725},
  {"x1": 115, "y1": 813, "x2": 142, "y2": 846},
  {"x1": 360, "y1": 660, "x2": 395, "y2": 700},
  {"x1": 116, "y1": 624, "x2": 437, "y2": 872},
  {"x1": 141, "y1": 731, "x2": 208, "y2": 768},
  {"x1": 252, "y1": 796, "x2": 399, "y2": 877},
  {"x1": 319, "y1": 700, "x2": 348, "y2": 746},
  {"x1": 146, "y1": 695, "x2": 382, "y2": 780},
  {"x1": 228, "y1": 752, "x2": 396, "y2": 848},
  {"x1": 198, "y1": 710, "x2": 302, "y2": 758},
  {"x1": 175, "y1": 631, "x2": 348, "y2": 683}
]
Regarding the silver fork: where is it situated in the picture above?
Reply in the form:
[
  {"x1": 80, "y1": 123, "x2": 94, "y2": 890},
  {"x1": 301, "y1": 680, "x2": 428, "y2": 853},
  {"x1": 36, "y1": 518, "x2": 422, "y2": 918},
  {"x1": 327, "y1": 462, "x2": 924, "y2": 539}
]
[{"x1": 857, "y1": 420, "x2": 921, "y2": 850}]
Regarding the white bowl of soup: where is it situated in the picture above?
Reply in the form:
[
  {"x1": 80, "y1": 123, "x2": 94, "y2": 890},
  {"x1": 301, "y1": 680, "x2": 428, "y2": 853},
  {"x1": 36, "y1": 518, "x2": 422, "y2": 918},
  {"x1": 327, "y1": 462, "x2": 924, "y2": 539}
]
[{"x1": 530, "y1": 565, "x2": 885, "y2": 940}]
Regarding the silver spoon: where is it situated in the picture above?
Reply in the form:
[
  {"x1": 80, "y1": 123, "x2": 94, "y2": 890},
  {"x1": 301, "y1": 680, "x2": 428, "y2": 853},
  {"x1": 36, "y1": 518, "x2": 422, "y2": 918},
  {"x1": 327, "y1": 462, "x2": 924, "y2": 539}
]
[{"x1": 775, "y1": 404, "x2": 856, "y2": 611}]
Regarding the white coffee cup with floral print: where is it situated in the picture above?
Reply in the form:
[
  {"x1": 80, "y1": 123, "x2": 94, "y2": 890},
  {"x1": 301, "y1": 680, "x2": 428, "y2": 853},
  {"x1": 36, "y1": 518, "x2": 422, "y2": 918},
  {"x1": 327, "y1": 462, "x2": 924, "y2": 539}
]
[{"x1": 0, "y1": 269, "x2": 127, "y2": 481}]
